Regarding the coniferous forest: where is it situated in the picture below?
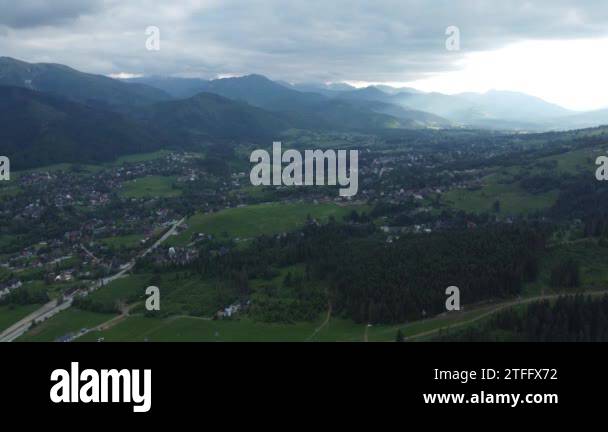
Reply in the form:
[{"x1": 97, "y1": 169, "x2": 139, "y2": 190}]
[{"x1": 436, "y1": 295, "x2": 608, "y2": 342}]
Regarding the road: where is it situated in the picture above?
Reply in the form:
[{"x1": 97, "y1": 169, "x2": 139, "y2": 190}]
[
  {"x1": 141, "y1": 218, "x2": 185, "y2": 258},
  {"x1": 81, "y1": 245, "x2": 99, "y2": 262},
  {"x1": 0, "y1": 297, "x2": 73, "y2": 342},
  {"x1": 0, "y1": 218, "x2": 185, "y2": 342}
]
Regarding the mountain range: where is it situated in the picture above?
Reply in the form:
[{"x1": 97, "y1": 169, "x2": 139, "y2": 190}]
[
  {"x1": 130, "y1": 74, "x2": 449, "y2": 129},
  {"x1": 0, "y1": 86, "x2": 167, "y2": 168},
  {"x1": 1, "y1": 56, "x2": 608, "y2": 169},
  {"x1": 129, "y1": 72, "x2": 608, "y2": 131},
  {"x1": 0, "y1": 57, "x2": 170, "y2": 110}
]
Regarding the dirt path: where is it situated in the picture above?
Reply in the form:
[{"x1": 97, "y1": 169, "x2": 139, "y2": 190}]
[
  {"x1": 82, "y1": 302, "x2": 142, "y2": 338},
  {"x1": 172, "y1": 315, "x2": 213, "y2": 321},
  {"x1": 405, "y1": 290, "x2": 608, "y2": 341},
  {"x1": 306, "y1": 302, "x2": 332, "y2": 341}
]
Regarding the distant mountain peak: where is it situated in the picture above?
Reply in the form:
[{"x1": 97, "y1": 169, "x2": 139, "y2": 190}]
[
  {"x1": 373, "y1": 84, "x2": 422, "y2": 95},
  {"x1": 356, "y1": 86, "x2": 387, "y2": 95},
  {"x1": 215, "y1": 73, "x2": 271, "y2": 83},
  {"x1": 0, "y1": 56, "x2": 26, "y2": 64},
  {"x1": 0, "y1": 56, "x2": 171, "y2": 108}
]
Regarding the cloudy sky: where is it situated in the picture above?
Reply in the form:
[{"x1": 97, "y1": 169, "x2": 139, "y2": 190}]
[{"x1": 1, "y1": 1, "x2": 608, "y2": 110}]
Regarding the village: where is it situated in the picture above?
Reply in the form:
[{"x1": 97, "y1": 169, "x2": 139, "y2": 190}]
[{"x1": 0, "y1": 135, "x2": 497, "y2": 326}]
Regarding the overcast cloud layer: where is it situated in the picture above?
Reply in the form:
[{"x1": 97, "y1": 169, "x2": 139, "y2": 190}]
[{"x1": 1, "y1": 0, "x2": 608, "y2": 84}]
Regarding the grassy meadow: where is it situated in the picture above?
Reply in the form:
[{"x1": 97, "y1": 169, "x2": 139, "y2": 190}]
[
  {"x1": 167, "y1": 201, "x2": 366, "y2": 245},
  {"x1": 120, "y1": 175, "x2": 181, "y2": 199}
]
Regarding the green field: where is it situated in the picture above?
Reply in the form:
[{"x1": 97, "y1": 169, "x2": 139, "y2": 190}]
[
  {"x1": 309, "y1": 318, "x2": 366, "y2": 341},
  {"x1": 100, "y1": 233, "x2": 144, "y2": 249},
  {"x1": 151, "y1": 274, "x2": 231, "y2": 317},
  {"x1": 17, "y1": 294, "x2": 581, "y2": 342},
  {"x1": 120, "y1": 175, "x2": 181, "y2": 199},
  {"x1": 443, "y1": 173, "x2": 559, "y2": 215},
  {"x1": 523, "y1": 239, "x2": 608, "y2": 296},
  {"x1": 72, "y1": 308, "x2": 513, "y2": 342},
  {"x1": 76, "y1": 314, "x2": 356, "y2": 342},
  {"x1": 0, "y1": 304, "x2": 41, "y2": 332},
  {"x1": 443, "y1": 145, "x2": 608, "y2": 215},
  {"x1": 18, "y1": 308, "x2": 114, "y2": 342},
  {"x1": 367, "y1": 306, "x2": 497, "y2": 341},
  {"x1": 12, "y1": 151, "x2": 174, "y2": 177},
  {"x1": 86, "y1": 272, "x2": 235, "y2": 317},
  {"x1": 73, "y1": 315, "x2": 372, "y2": 342},
  {"x1": 168, "y1": 201, "x2": 366, "y2": 245},
  {"x1": 111, "y1": 150, "x2": 172, "y2": 165},
  {"x1": 539, "y1": 147, "x2": 604, "y2": 175},
  {"x1": 87, "y1": 273, "x2": 151, "y2": 306}
]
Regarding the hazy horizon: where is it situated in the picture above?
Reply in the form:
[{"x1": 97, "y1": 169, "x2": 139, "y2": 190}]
[{"x1": 1, "y1": 1, "x2": 608, "y2": 111}]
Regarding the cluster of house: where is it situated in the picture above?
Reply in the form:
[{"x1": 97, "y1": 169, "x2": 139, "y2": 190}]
[
  {"x1": 145, "y1": 245, "x2": 199, "y2": 267},
  {"x1": 53, "y1": 271, "x2": 74, "y2": 283},
  {"x1": 18, "y1": 202, "x2": 43, "y2": 219},
  {"x1": 0, "y1": 153, "x2": 212, "y2": 300},
  {"x1": 0, "y1": 279, "x2": 22, "y2": 299},
  {"x1": 215, "y1": 301, "x2": 249, "y2": 319},
  {"x1": 4, "y1": 242, "x2": 72, "y2": 271},
  {"x1": 177, "y1": 168, "x2": 200, "y2": 183},
  {"x1": 167, "y1": 246, "x2": 199, "y2": 265}
]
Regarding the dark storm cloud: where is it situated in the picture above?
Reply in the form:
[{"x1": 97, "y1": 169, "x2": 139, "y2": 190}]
[
  {"x1": 1, "y1": 0, "x2": 607, "y2": 82},
  {"x1": 0, "y1": 0, "x2": 103, "y2": 28}
]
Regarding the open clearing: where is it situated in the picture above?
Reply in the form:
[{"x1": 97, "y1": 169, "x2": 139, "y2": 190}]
[
  {"x1": 0, "y1": 304, "x2": 41, "y2": 332},
  {"x1": 120, "y1": 175, "x2": 181, "y2": 199},
  {"x1": 168, "y1": 201, "x2": 366, "y2": 245},
  {"x1": 77, "y1": 315, "x2": 325, "y2": 342},
  {"x1": 99, "y1": 233, "x2": 144, "y2": 249},
  {"x1": 443, "y1": 173, "x2": 558, "y2": 215},
  {"x1": 443, "y1": 145, "x2": 608, "y2": 215},
  {"x1": 86, "y1": 273, "x2": 151, "y2": 306}
]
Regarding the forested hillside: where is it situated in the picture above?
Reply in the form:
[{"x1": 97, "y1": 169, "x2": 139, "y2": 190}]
[{"x1": 0, "y1": 86, "x2": 167, "y2": 169}]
